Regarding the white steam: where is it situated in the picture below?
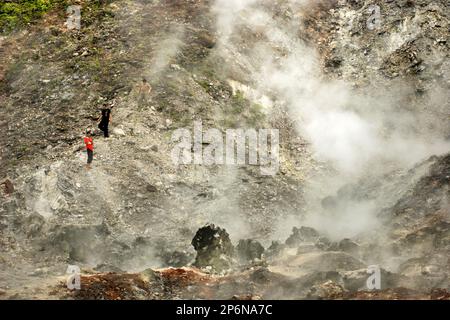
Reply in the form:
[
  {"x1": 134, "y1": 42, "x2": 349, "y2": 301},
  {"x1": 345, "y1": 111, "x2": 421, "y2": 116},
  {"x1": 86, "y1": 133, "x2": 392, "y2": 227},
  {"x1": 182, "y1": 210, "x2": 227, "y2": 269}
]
[{"x1": 212, "y1": 0, "x2": 450, "y2": 238}]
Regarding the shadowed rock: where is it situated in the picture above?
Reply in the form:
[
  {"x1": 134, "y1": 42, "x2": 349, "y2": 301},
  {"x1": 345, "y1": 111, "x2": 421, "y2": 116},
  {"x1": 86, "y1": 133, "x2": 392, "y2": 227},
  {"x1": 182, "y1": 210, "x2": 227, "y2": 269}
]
[
  {"x1": 265, "y1": 241, "x2": 287, "y2": 259},
  {"x1": 286, "y1": 226, "x2": 320, "y2": 247},
  {"x1": 236, "y1": 239, "x2": 265, "y2": 263},
  {"x1": 338, "y1": 238, "x2": 360, "y2": 255},
  {"x1": 191, "y1": 224, "x2": 234, "y2": 272}
]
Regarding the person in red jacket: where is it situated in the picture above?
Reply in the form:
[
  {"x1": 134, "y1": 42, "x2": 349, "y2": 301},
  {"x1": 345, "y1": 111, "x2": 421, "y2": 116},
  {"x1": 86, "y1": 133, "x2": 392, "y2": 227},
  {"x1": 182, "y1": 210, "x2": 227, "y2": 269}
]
[{"x1": 84, "y1": 129, "x2": 94, "y2": 169}]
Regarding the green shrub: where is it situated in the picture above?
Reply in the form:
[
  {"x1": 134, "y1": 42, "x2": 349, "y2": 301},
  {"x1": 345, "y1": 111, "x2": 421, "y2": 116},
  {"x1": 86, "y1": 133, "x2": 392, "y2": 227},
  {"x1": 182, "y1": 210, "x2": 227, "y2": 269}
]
[{"x1": 0, "y1": 0, "x2": 65, "y2": 33}]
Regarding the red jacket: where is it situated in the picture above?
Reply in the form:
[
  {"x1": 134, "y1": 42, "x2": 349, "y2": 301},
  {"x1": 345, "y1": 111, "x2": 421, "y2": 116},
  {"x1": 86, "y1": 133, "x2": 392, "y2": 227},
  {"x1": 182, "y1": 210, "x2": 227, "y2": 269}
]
[{"x1": 84, "y1": 137, "x2": 94, "y2": 151}]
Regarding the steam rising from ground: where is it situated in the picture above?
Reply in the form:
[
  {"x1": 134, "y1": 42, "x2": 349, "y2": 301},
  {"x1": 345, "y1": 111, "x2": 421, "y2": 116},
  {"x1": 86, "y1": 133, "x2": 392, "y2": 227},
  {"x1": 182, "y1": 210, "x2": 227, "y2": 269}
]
[
  {"x1": 212, "y1": 0, "x2": 450, "y2": 238},
  {"x1": 148, "y1": 24, "x2": 185, "y2": 77}
]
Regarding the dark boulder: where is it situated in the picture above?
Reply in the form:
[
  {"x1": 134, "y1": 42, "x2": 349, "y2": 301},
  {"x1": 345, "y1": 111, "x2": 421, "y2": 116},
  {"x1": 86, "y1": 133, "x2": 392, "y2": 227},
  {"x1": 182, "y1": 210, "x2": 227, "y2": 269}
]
[
  {"x1": 191, "y1": 224, "x2": 234, "y2": 272},
  {"x1": 265, "y1": 241, "x2": 287, "y2": 259},
  {"x1": 315, "y1": 236, "x2": 332, "y2": 250},
  {"x1": 338, "y1": 238, "x2": 360, "y2": 255},
  {"x1": 285, "y1": 226, "x2": 320, "y2": 247},
  {"x1": 159, "y1": 250, "x2": 194, "y2": 268},
  {"x1": 236, "y1": 239, "x2": 265, "y2": 263},
  {"x1": 321, "y1": 196, "x2": 337, "y2": 210}
]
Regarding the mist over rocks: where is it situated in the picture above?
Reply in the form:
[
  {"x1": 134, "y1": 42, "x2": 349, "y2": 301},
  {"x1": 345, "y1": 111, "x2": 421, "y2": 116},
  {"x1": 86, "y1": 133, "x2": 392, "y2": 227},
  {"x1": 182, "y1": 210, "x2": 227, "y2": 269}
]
[
  {"x1": 285, "y1": 226, "x2": 321, "y2": 247},
  {"x1": 236, "y1": 239, "x2": 265, "y2": 263}
]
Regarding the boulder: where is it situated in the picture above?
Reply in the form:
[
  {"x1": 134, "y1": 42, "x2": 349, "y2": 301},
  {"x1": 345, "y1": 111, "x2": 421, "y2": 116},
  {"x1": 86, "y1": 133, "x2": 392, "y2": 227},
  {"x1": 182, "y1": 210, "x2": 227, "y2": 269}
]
[
  {"x1": 338, "y1": 238, "x2": 360, "y2": 255},
  {"x1": 265, "y1": 241, "x2": 287, "y2": 259},
  {"x1": 112, "y1": 128, "x2": 126, "y2": 136},
  {"x1": 285, "y1": 226, "x2": 320, "y2": 247},
  {"x1": 139, "y1": 268, "x2": 159, "y2": 282},
  {"x1": 248, "y1": 267, "x2": 289, "y2": 285},
  {"x1": 315, "y1": 236, "x2": 332, "y2": 250},
  {"x1": 191, "y1": 224, "x2": 234, "y2": 272},
  {"x1": 158, "y1": 250, "x2": 194, "y2": 268},
  {"x1": 307, "y1": 280, "x2": 346, "y2": 299},
  {"x1": 236, "y1": 239, "x2": 265, "y2": 263}
]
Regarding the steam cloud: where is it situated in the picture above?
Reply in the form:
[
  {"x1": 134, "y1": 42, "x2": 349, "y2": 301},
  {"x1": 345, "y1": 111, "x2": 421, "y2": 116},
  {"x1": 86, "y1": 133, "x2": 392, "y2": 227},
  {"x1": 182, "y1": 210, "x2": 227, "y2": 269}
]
[{"x1": 212, "y1": 0, "x2": 450, "y2": 238}]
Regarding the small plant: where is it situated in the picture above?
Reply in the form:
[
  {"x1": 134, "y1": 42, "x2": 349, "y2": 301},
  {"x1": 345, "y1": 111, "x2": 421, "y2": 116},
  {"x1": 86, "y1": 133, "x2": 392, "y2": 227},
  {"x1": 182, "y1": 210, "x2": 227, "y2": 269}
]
[
  {"x1": 0, "y1": 0, "x2": 67, "y2": 33},
  {"x1": 230, "y1": 90, "x2": 246, "y2": 114},
  {"x1": 221, "y1": 90, "x2": 266, "y2": 128}
]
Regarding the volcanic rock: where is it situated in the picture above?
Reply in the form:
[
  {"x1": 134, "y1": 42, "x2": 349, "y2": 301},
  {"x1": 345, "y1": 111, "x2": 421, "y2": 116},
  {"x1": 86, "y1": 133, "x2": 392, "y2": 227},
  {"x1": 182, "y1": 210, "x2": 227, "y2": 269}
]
[{"x1": 191, "y1": 224, "x2": 234, "y2": 272}]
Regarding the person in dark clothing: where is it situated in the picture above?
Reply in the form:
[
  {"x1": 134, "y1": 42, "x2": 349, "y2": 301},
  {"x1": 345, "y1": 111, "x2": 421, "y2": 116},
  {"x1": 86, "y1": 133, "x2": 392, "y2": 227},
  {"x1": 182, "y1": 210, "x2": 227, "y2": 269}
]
[{"x1": 98, "y1": 107, "x2": 112, "y2": 138}]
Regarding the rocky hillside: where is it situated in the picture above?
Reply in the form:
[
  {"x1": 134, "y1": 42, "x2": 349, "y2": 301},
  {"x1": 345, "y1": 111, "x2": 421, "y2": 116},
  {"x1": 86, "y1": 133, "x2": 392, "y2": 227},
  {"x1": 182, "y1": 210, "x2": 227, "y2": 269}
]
[{"x1": 0, "y1": 0, "x2": 449, "y2": 299}]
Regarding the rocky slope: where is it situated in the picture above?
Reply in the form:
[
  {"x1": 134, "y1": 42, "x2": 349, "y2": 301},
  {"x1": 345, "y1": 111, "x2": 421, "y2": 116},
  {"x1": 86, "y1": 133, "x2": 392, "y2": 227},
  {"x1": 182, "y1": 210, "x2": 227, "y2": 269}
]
[{"x1": 0, "y1": 0, "x2": 449, "y2": 299}]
